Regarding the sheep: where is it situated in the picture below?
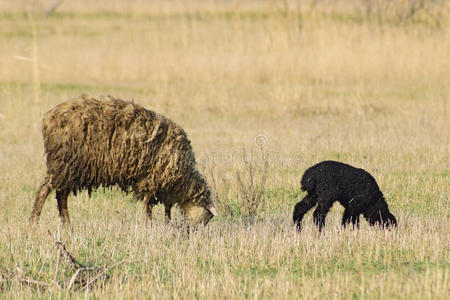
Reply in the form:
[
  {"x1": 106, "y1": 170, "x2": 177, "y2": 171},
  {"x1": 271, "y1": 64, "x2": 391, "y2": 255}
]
[
  {"x1": 293, "y1": 160, "x2": 397, "y2": 232},
  {"x1": 30, "y1": 95, "x2": 217, "y2": 226}
]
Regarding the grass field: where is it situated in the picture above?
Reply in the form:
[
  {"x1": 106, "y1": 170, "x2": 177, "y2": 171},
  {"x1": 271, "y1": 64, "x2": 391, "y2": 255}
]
[{"x1": 0, "y1": 0, "x2": 449, "y2": 298}]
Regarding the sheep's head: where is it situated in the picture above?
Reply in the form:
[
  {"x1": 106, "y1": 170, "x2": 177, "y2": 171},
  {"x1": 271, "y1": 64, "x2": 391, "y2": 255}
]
[{"x1": 181, "y1": 189, "x2": 217, "y2": 225}]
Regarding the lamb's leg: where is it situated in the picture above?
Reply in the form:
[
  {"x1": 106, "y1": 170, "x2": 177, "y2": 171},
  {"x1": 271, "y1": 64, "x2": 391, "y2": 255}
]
[
  {"x1": 164, "y1": 204, "x2": 172, "y2": 222},
  {"x1": 56, "y1": 190, "x2": 70, "y2": 225},
  {"x1": 30, "y1": 177, "x2": 53, "y2": 224},
  {"x1": 341, "y1": 209, "x2": 351, "y2": 227},
  {"x1": 352, "y1": 215, "x2": 360, "y2": 228},
  {"x1": 293, "y1": 194, "x2": 318, "y2": 231},
  {"x1": 313, "y1": 200, "x2": 333, "y2": 232},
  {"x1": 341, "y1": 209, "x2": 360, "y2": 229}
]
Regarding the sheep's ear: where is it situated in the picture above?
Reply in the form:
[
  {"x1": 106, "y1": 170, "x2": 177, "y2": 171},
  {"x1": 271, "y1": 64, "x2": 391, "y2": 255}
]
[{"x1": 207, "y1": 204, "x2": 218, "y2": 216}]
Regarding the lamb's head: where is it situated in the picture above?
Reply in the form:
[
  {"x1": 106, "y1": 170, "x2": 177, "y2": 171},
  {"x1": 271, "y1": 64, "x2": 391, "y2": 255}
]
[
  {"x1": 180, "y1": 171, "x2": 217, "y2": 225},
  {"x1": 369, "y1": 210, "x2": 397, "y2": 228}
]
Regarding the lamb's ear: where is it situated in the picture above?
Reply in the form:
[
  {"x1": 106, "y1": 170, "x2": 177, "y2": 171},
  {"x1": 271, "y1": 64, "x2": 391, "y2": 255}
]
[{"x1": 207, "y1": 203, "x2": 218, "y2": 216}]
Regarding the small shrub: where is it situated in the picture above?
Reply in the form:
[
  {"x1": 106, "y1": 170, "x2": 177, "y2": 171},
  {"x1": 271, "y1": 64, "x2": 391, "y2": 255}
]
[{"x1": 235, "y1": 146, "x2": 269, "y2": 219}]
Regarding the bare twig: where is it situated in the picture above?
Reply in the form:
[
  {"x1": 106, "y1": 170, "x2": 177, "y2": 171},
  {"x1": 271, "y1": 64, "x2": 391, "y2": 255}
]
[
  {"x1": 17, "y1": 276, "x2": 51, "y2": 288},
  {"x1": 2, "y1": 231, "x2": 137, "y2": 292},
  {"x1": 45, "y1": 0, "x2": 66, "y2": 16},
  {"x1": 82, "y1": 260, "x2": 139, "y2": 291},
  {"x1": 48, "y1": 230, "x2": 84, "y2": 270},
  {"x1": 66, "y1": 267, "x2": 99, "y2": 291},
  {"x1": 0, "y1": 265, "x2": 50, "y2": 291}
]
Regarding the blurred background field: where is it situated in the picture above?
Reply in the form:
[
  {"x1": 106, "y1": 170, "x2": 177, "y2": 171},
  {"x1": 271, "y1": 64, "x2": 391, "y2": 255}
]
[{"x1": 0, "y1": 0, "x2": 448, "y2": 298}]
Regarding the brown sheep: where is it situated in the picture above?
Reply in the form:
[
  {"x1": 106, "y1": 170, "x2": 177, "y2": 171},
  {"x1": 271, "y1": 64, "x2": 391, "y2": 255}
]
[{"x1": 30, "y1": 95, "x2": 217, "y2": 226}]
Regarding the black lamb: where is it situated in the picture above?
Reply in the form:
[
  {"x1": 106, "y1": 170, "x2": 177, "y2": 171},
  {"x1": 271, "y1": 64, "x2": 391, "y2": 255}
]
[{"x1": 293, "y1": 160, "x2": 397, "y2": 232}]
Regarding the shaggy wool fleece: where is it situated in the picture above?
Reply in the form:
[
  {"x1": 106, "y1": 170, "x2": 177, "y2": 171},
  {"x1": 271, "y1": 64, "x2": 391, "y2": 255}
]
[{"x1": 30, "y1": 95, "x2": 216, "y2": 225}]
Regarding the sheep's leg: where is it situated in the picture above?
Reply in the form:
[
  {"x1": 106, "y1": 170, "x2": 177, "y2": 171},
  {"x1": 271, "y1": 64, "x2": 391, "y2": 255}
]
[
  {"x1": 56, "y1": 190, "x2": 70, "y2": 225},
  {"x1": 313, "y1": 201, "x2": 333, "y2": 232},
  {"x1": 144, "y1": 201, "x2": 154, "y2": 220},
  {"x1": 144, "y1": 196, "x2": 159, "y2": 226},
  {"x1": 293, "y1": 194, "x2": 318, "y2": 231},
  {"x1": 164, "y1": 204, "x2": 172, "y2": 222},
  {"x1": 30, "y1": 177, "x2": 53, "y2": 224}
]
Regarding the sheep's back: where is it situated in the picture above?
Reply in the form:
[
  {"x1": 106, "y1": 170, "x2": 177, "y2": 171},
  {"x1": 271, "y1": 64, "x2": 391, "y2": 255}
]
[
  {"x1": 42, "y1": 95, "x2": 192, "y2": 195},
  {"x1": 302, "y1": 161, "x2": 382, "y2": 200}
]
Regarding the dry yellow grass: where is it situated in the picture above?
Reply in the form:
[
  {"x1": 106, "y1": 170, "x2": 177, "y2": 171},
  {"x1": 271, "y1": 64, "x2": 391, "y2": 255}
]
[{"x1": 0, "y1": 0, "x2": 449, "y2": 298}]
